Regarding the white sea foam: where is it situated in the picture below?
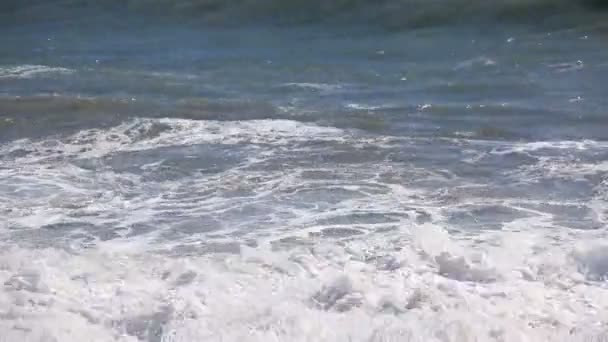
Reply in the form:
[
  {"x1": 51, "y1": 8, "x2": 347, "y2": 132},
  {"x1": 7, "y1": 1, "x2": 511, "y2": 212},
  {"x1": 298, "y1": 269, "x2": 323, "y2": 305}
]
[
  {"x1": 1, "y1": 118, "x2": 607, "y2": 341},
  {"x1": 0, "y1": 118, "x2": 348, "y2": 162},
  {"x1": 454, "y1": 56, "x2": 497, "y2": 70},
  {"x1": 0, "y1": 228, "x2": 607, "y2": 342},
  {"x1": 490, "y1": 140, "x2": 608, "y2": 155},
  {"x1": 281, "y1": 83, "x2": 344, "y2": 93},
  {"x1": 0, "y1": 65, "x2": 73, "y2": 79},
  {"x1": 345, "y1": 103, "x2": 393, "y2": 111}
]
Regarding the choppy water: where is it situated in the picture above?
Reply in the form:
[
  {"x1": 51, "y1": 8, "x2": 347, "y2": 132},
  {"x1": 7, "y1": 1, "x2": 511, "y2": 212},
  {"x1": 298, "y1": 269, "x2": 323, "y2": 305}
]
[{"x1": 1, "y1": 2, "x2": 608, "y2": 341}]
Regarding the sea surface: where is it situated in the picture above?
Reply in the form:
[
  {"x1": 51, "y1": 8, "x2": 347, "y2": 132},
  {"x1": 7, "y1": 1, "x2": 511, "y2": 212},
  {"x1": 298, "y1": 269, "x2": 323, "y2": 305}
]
[{"x1": 1, "y1": 1, "x2": 608, "y2": 341}]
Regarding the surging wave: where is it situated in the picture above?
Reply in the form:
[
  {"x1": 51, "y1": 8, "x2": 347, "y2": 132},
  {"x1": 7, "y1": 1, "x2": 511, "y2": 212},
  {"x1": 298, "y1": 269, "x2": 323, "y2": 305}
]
[
  {"x1": 2, "y1": 0, "x2": 607, "y2": 28},
  {"x1": 1, "y1": 117, "x2": 608, "y2": 341}
]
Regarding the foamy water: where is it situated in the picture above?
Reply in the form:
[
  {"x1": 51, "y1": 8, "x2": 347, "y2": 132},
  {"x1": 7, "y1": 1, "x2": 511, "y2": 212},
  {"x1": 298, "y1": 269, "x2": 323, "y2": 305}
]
[
  {"x1": 0, "y1": 65, "x2": 73, "y2": 79},
  {"x1": 1, "y1": 4, "x2": 608, "y2": 341},
  {"x1": 1, "y1": 117, "x2": 608, "y2": 341}
]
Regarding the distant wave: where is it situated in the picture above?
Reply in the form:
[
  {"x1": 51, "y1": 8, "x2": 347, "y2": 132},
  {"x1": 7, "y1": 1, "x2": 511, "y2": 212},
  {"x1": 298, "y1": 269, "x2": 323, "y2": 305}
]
[
  {"x1": 0, "y1": 65, "x2": 73, "y2": 79},
  {"x1": 2, "y1": 0, "x2": 607, "y2": 28}
]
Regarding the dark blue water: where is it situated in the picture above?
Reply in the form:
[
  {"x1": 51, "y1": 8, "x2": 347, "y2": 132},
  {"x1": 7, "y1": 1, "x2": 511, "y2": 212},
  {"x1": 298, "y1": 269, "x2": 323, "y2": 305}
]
[{"x1": 2, "y1": 12, "x2": 607, "y2": 141}]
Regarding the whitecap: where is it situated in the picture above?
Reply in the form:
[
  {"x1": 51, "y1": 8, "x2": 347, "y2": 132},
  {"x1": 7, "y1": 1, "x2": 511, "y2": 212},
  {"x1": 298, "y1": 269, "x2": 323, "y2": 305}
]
[
  {"x1": 0, "y1": 65, "x2": 73, "y2": 79},
  {"x1": 281, "y1": 82, "x2": 344, "y2": 92}
]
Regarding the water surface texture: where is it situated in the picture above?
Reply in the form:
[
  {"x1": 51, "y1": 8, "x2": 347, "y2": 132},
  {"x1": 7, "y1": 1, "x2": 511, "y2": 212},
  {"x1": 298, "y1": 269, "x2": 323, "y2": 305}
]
[{"x1": 1, "y1": 1, "x2": 608, "y2": 341}]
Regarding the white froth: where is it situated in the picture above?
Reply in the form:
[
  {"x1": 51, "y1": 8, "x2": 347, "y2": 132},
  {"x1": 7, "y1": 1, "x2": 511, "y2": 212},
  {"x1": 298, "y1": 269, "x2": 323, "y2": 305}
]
[
  {"x1": 490, "y1": 140, "x2": 608, "y2": 155},
  {"x1": 0, "y1": 65, "x2": 74, "y2": 79},
  {"x1": 1, "y1": 118, "x2": 608, "y2": 341},
  {"x1": 533, "y1": 157, "x2": 608, "y2": 179},
  {"x1": 0, "y1": 230, "x2": 607, "y2": 342},
  {"x1": 345, "y1": 103, "x2": 394, "y2": 111},
  {"x1": 281, "y1": 83, "x2": 344, "y2": 92},
  {"x1": 573, "y1": 244, "x2": 608, "y2": 281},
  {"x1": 0, "y1": 118, "x2": 348, "y2": 162}
]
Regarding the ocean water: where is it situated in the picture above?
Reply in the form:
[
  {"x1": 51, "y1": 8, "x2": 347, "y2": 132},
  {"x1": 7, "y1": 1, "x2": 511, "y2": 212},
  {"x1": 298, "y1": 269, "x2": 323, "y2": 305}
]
[{"x1": 1, "y1": 1, "x2": 608, "y2": 341}]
